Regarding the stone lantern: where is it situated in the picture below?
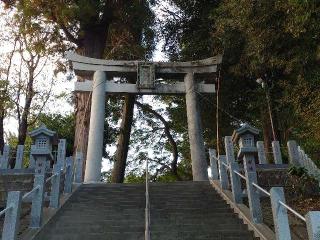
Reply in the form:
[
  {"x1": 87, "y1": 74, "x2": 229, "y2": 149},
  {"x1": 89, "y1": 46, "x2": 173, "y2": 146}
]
[
  {"x1": 232, "y1": 123, "x2": 260, "y2": 160},
  {"x1": 29, "y1": 124, "x2": 58, "y2": 175},
  {"x1": 232, "y1": 123, "x2": 263, "y2": 223}
]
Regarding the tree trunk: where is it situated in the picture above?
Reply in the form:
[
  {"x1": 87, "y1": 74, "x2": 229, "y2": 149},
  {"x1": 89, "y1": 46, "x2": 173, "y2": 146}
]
[
  {"x1": 111, "y1": 94, "x2": 135, "y2": 183},
  {"x1": 0, "y1": 114, "x2": 4, "y2": 153},
  {"x1": 18, "y1": 118, "x2": 28, "y2": 145},
  {"x1": 17, "y1": 69, "x2": 35, "y2": 146},
  {"x1": 73, "y1": 26, "x2": 110, "y2": 175}
]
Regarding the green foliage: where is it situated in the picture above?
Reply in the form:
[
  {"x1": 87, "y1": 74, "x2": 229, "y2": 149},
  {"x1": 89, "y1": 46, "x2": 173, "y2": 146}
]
[
  {"x1": 13, "y1": 0, "x2": 156, "y2": 59},
  {"x1": 6, "y1": 0, "x2": 320, "y2": 181},
  {"x1": 212, "y1": 0, "x2": 320, "y2": 143},
  {"x1": 288, "y1": 165, "x2": 308, "y2": 178},
  {"x1": 287, "y1": 165, "x2": 320, "y2": 197},
  {"x1": 6, "y1": 133, "x2": 33, "y2": 167},
  {"x1": 124, "y1": 173, "x2": 146, "y2": 184},
  {"x1": 158, "y1": 0, "x2": 320, "y2": 177},
  {"x1": 101, "y1": 170, "x2": 112, "y2": 183}
]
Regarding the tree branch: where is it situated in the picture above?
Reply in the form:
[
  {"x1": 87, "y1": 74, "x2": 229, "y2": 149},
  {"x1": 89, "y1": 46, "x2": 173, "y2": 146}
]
[{"x1": 135, "y1": 101, "x2": 179, "y2": 177}]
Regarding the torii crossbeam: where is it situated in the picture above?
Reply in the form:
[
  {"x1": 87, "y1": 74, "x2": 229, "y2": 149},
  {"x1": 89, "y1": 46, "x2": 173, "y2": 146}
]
[{"x1": 67, "y1": 52, "x2": 222, "y2": 182}]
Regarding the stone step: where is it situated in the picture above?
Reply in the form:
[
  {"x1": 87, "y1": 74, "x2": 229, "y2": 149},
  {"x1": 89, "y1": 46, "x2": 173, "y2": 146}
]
[{"x1": 32, "y1": 182, "x2": 256, "y2": 240}]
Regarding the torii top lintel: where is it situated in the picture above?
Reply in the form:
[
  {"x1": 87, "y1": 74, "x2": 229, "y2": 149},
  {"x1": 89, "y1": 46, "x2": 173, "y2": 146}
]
[
  {"x1": 66, "y1": 52, "x2": 222, "y2": 95},
  {"x1": 66, "y1": 52, "x2": 222, "y2": 77}
]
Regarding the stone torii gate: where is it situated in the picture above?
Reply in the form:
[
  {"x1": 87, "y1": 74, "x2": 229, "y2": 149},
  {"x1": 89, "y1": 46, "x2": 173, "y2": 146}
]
[{"x1": 66, "y1": 52, "x2": 222, "y2": 183}]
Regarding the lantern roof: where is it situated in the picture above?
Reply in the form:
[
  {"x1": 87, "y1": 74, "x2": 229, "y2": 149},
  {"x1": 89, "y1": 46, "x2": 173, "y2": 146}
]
[
  {"x1": 29, "y1": 124, "x2": 57, "y2": 139},
  {"x1": 232, "y1": 123, "x2": 260, "y2": 143}
]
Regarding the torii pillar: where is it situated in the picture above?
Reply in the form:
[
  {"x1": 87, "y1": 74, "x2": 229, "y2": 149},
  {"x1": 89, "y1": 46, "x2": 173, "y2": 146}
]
[
  {"x1": 84, "y1": 71, "x2": 106, "y2": 182},
  {"x1": 67, "y1": 52, "x2": 222, "y2": 182},
  {"x1": 185, "y1": 73, "x2": 208, "y2": 180}
]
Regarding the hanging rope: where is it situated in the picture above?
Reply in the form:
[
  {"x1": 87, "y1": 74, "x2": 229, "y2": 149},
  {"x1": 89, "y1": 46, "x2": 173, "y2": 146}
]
[{"x1": 216, "y1": 68, "x2": 221, "y2": 156}]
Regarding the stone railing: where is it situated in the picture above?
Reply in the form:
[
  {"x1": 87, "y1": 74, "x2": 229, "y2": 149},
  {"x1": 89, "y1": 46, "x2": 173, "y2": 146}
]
[
  {"x1": 258, "y1": 139, "x2": 320, "y2": 182},
  {"x1": 0, "y1": 142, "x2": 65, "y2": 170},
  {"x1": 145, "y1": 158, "x2": 150, "y2": 240},
  {"x1": 0, "y1": 144, "x2": 84, "y2": 240},
  {"x1": 295, "y1": 144, "x2": 320, "y2": 182},
  {"x1": 209, "y1": 136, "x2": 320, "y2": 240}
]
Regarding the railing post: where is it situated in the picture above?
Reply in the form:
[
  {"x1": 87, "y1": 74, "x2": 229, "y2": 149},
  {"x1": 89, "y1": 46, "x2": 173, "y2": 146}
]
[
  {"x1": 30, "y1": 157, "x2": 46, "y2": 228},
  {"x1": 64, "y1": 157, "x2": 74, "y2": 194},
  {"x1": 29, "y1": 145, "x2": 36, "y2": 168},
  {"x1": 209, "y1": 149, "x2": 219, "y2": 180},
  {"x1": 1, "y1": 145, "x2": 10, "y2": 169},
  {"x1": 225, "y1": 136, "x2": 242, "y2": 203},
  {"x1": 218, "y1": 155, "x2": 228, "y2": 190},
  {"x1": 243, "y1": 154, "x2": 263, "y2": 223},
  {"x1": 49, "y1": 164, "x2": 61, "y2": 208},
  {"x1": 257, "y1": 141, "x2": 267, "y2": 164},
  {"x1": 272, "y1": 141, "x2": 282, "y2": 164},
  {"x1": 308, "y1": 158, "x2": 316, "y2": 176},
  {"x1": 14, "y1": 145, "x2": 24, "y2": 169},
  {"x1": 57, "y1": 139, "x2": 66, "y2": 170},
  {"x1": 301, "y1": 150, "x2": 308, "y2": 169},
  {"x1": 2, "y1": 191, "x2": 23, "y2": 240},
  {"x1": 145, "y1": 158, "x2": 150, "y2": 240},
  {"x1": 270, "y1": 187, "x2": 291, "y2": 240},
  {"x1": 306, "y1": 157, "x2": 312, "y2": 174},
  {"x1": 287, "y1": 141, "x2": 300, "y2": 166},
  {"x1": 298, "y1": 147, "x2": 305, "y2": 167},
  {"x1": 305, "y1": 211, "x2": 320, "y2": 240},
  {"x1": 310, "y1": 161, "x2": 319, "y2": 178},
  {"x1": 74, "y1": 152, "x2": 84, "y2": 183}
]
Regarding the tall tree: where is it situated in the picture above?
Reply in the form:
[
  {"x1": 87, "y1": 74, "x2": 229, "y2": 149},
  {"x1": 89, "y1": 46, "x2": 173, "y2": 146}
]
[
  {"x1": 0, "y1": 6, "x2": 59, "y2": 153},
  {"x1": 159, "y1": 0, "x2": 320, "y2": 167},
  {"x1": 212, "y1": 0, "x2": 320, "y2": 152},
  {"x1": 4, "y1": 1, "x2": 155, "y2": 180}
]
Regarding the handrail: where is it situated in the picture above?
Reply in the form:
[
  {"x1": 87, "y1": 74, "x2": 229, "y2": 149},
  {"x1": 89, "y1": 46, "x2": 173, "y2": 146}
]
[
  {"x1": 145, "y1": 159, "x2": 150, "y2": 240},
  {"x1": 22, "y1": 185, "x2": 40, "y2": 200},
  {"x1": 45, "y1": 168, "x2": 64, "y2": 184},
  {"x1": 0, "y1": 140, "x2": 80, "y2": 239},
  {"x1": 217, "y1": 155, "x2": 307, "y2": 225},
  {"x1": 221, "y1": 161, "x2": 229, "y2": 169},
  {"x1": 45, "y1": 173, "x2": 58, "y2": 183},
  {"x1": 278, "y1": 200, "x2": 306, "y2": 222},
  {"x1": 251, "y1": 182, "x2": 271, "y2": 197},
  {"x1": 0, "y1": 205, "x2": 12, "y2": 217},
  {"x1": 233, "y1": 170, "x2": 246, "y2": 180}
]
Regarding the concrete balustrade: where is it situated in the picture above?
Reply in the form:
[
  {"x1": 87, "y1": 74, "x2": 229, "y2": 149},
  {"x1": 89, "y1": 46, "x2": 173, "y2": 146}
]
[
  {"x1": 0, "y1": 155, "x2": 77, "y2": 238},
  {"x1": 272, "y1": 141, "x2": 283, "y2": 164},
  {"x1": 2, "y1": 191, "x2": 22, "y2": 240},
  {"x1": 287, "y1": 140, "x2": 300, "y2": 166},
  {"x1": 256, "y1": 141, "x2": 267, "y2": 164},
  {"x1": 209, "y1": 149, "x2": 219, "y2": 180},
  {"x1": 288, "y1": 142, "x2": 320, "y2": 182},
  {"x1": 1, "y1": 145, "x2": 10, "y2": 169},
  {"x1": 64, "y1": 157, "x2": 74, "y2": 194},
  {"x1": 75, "y1": 152, "x2": 84, "y2": 183},
  {"x1": 210, "y1": 140, "x2": 320, "y2": 240},
  {"x1": 270, "y1": 187, "x2": 291, "y2": 240},
  {"x1": 49, "y1": 164, "x2": 62, "y2": 208},
  {"x1": 225, "y1": 136, "x2": 242, "y2": 204},
  {"x1": 14, "y1": 145, "x2": 24, "y2": 169},
  {"x1": 243, "y1": 154, "x2": 263, "y2": 224},
  {"x1": 218, "y1": 155, "x2": 228, "y2": 190},
  {"x1": 0, "y1": 134, "x2": 79, "y2": 239},
  {"x1": 306, "y1": 212, "x2": 320, "y2": 240},
  {"x1": 207, "y1": 125, "x2": 320, "y2": 239}
]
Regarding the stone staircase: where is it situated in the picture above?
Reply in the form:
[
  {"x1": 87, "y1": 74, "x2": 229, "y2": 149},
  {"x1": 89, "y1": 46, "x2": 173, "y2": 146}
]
[{"x1": 31, "y1": 181, "x2": 257, "y2": 240}]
